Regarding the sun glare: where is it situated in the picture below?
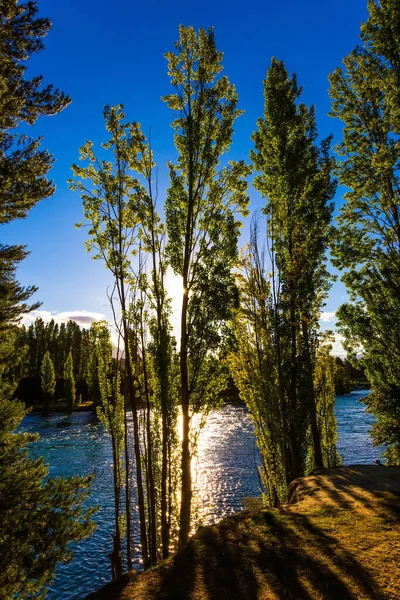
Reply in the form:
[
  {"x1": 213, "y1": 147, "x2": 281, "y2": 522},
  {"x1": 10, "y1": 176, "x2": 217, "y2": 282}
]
[{"x1": 165, "y1": 268, "x2": 183, "y2": 342}]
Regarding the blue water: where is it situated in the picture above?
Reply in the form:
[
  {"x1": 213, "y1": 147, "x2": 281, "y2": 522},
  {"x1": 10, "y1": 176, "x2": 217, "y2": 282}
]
[
  {"x1": 20, "y1": 390, "x2": 380, "y2": 599},
  {"x1": 335, "y1": 390, "x2": 380, "y2": 464}
]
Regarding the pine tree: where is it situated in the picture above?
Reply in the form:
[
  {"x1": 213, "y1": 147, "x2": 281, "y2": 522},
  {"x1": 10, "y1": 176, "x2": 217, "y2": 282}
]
[
  {"x1": 64, "y1": 351, "x2": 75, "y2": 412},
  {"x1": 0, "y1": 7, "x2": 97, "y2": 594},
  {"x1": 41, "y1": 350, "x2": 55, "y2": 413},
  {"x1": 0, "y1": 0, "x2": 70, "y2": 218},
  {"x1": 0, "y1": 393, "x2": 96, "y2": 599},
  {"x1": 0, "y1": 245, "x2": 40, "y2": 334},
  {"x1": 329, "y1": 0, "x2": 400, "y2": 463},
  {"x1": 0, "y1": 0, "x2": 70, "y2": 329}
]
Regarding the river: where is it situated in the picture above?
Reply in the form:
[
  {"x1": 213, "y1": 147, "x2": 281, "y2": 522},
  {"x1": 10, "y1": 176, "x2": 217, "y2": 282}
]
[{"x1": 20, "y1": 390, "x2": 380, "y2": 599}]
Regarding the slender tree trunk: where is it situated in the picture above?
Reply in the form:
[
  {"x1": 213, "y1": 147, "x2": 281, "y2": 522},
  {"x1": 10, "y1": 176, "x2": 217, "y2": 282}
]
[
  {"x1": 143, "y1": 423, "x2": 152, "y2": 559},
  {"x1": 289, "y1": 293, "x2": 299, "y2": 481},
  {"x1": 310, "y1": 406, "x2": 323, "y2": 468},
  {"x1": 274, "y1": 311, "x2": 290, "y2": 486},
  {"x1": 146, "y1": 185, "x2": 172, "y2": 560},
  {"x1": 140, "y1": 322, "x2": 157, "y2": 565},
  {"x1": 120, "y1": 297, "x2": 150, "y2": 569},
  {"x1": 269, "y1": 219, "x2": 290, "y2": 488},
  {"x1": 167, "y1": 438, "x2": 173, "y2": 543},
  {"x1": 157, "y1": 322, "x2": 171, "y2": 559},
  {"x1": 154, "y1": 326, "x2": 170, "y2": 559},
  {"x1": 123, "y1": 370, "x2": 132, "y2": 571},
  {"x1": 112, "y1": 149, "x2": 149, "y2": 568},
  {"x1": 179, "y1": 286, "x2": 191, "y2": 548},
  {"x1": 179, "y1": 83, "x2": 194, "y2": 548},
  {"x1": 161, "y1": 407, "x2": 170, "y2": 558}
]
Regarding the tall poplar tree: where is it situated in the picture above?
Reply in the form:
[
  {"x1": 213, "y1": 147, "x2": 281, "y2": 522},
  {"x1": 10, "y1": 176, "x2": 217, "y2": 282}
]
[
  {"x1": 71, "y1": 104, "x2": 181, "y2": 565},
  {"x1": 163, "y1": 25, "x2": 250, "y2": 546},
  {"x1": 329, "y1": 0, "x2": 400, "y2": 463},
  {"x1": 70, "y1": 106, "x2": 157, "y2": 568},
  {"x1": 239, "y1": 59, "x2": 336, "y2": 495}
]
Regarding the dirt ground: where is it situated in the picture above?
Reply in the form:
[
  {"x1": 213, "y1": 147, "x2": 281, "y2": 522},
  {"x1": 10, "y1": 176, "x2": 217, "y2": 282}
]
[{"x1": 87, "y1": 465, "x2": 400, "y2": 600}]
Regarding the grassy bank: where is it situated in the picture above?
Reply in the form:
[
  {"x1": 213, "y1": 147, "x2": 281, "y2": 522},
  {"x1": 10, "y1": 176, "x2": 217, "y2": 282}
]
[{"x1": 87, "y1": 466, "x2": 400, "y2": 600}]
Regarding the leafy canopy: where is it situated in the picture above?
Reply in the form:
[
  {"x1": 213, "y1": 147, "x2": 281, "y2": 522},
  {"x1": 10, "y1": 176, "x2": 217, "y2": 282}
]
[{"x1": 329, "y1": 0, "x2": 400, "y2": 463}]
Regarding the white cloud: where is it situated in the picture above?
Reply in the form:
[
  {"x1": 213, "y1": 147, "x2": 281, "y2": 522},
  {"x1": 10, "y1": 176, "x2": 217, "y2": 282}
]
[
  {"x1": 331, "y1": 333, "x2": 346, "y2": 358},
  {"x1": 21, "y1": 309, "x2": 108, "y2": 329},
  {"x1": 319, "y1": 311, "x2": 337, "y2": 323}
]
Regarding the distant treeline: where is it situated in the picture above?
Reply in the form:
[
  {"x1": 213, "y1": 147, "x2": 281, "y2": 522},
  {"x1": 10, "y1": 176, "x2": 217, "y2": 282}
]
[
  {"x1": 13, "y1": 318, "x2": 99, "y2": 407},
  {"x1": 11, "y1": 317, "x2": 366, "y2": 408},
  {"x1": 334, "y1": 357, "x2": 367, "y2": 395}
]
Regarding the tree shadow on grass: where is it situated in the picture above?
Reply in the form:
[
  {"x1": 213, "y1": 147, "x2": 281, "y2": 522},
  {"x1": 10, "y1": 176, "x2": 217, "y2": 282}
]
[
  {"x1": 87, "y1": 467, "x2": 399, "y2": 600},
  {"x1": 156, "y1": 537, "x2": 198, "y2": 600},
  {"x1": 310, "y1": 468, "x2": 400, "y2": 524},
  {"x1": 155, "y1": 503, "x2": 386, "y2": 600},
  {"x1": 204, "y1": 509, "x2": 384, "y2": 600}
]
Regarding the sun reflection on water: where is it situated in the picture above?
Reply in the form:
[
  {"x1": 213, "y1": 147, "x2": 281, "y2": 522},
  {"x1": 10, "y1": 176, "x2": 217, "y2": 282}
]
[
  {"x1": 20, "y1": 393, "x2": 380, "y2": 599},
  {"x1": 191, "y1": 406, "x2": 261, "y2": 528}
]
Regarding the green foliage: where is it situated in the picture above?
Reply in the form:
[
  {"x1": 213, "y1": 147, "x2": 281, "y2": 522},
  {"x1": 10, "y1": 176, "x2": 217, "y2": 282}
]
[
  {"x1": 86, "y1": 329, "x2": 101, "y2": 406},
  {"x1": 329, "y1": 0, "x2": 400, "y2": 463},
  {"x1": 64, "y1": 351, "x2": 76, "y2": 411},
  {"x1": 0, "y1": 392, "x2": 96, "y2": 599},
  {"x1": 70, "y1": 104, "x2": 148, "y2": 279},
  {"x1": 70, "y1": 103, "x2": 163, "y2": 568},
  {"x1": 93, "y1": 322, "x2": 124, "y2": 458},
  {"x1": 164, "y1": 25, "x2": 250, "y2": 282},
  {"x1": 144, "y1": 279, "x2": 180, "y2": 558},
  {"x1": 40, "y1": 350, "x2": 56, "y2": 411},
  {"x1": 230, "y1": 237, "x2": 287, "y2": 506},
  {"x1": 312, "y1": 348, "x2": 341, "y2": 469},
  {"x1": 164, "y1": 26, "x2": 250, "y2": 347},
  {"x1": 17, "y1": 318, "x2": 92, "y2": 379},
  {"x1": 0, "y1": 325, "x2": 29, "y2": 394},
  {"x1": 232, "y1": 59, "x2": 336, "y2": 505},
  {"x1": 0, "y1": 0, "x2": 70, "y2": 221},
  {"x1": 250, "y1": 58, "x2": 335, "y2": 480},
  {"x1": 251, "y1": 59, "x2": 335, "y2": 317},
  {"x1": 164, "y1": 25, "x2": 250, "y2": 544},
  {"x1": 0, "y1": 245, "x2": 40, "y2": 330},
  {"x1": 334, "y1": 357, "x2": 352, "y2": 395},
  {"x1": 91, "y1": 321, "x2": 125, "y2": 576},
  {"x1": 0, "y1": 0, "x2": 70, "y2": 330},
  {"x1": 13, "y1": 318, "x2": 97, "y2": 408}
]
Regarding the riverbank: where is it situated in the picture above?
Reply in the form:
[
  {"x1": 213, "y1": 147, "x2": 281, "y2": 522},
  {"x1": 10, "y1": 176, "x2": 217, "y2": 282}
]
[
  {"x1": 30, "y1": 401, "x2": 94, "y2": 412},
  {"x1": 87, "y1": 465, "x2": 400, "y2": 600}
]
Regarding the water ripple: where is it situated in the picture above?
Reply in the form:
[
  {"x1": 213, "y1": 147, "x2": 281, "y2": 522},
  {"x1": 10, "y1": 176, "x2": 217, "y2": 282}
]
[{"x1": 18, "y1": 391, "x2": 380, "y2": 599}]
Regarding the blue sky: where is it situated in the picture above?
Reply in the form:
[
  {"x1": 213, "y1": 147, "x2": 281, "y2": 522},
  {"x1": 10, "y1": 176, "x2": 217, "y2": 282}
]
[{"x1": 4, "y1": 0, "x2": 370, "y2": 353}]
